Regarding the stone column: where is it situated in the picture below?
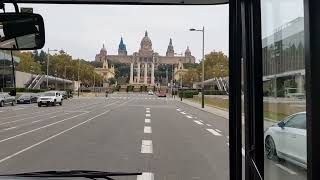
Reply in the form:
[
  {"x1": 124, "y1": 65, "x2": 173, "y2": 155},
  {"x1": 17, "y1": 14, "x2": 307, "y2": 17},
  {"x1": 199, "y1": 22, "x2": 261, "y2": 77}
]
[
  {"x1": 151, "y1": 63, "x2": 155, "y2": 85},
  {"x1": 144, "y1": 63, "x2": 148, "y2": 84},
  {"x1": 137, "y1": 62, "x2": 141, "y2": 83},
  {"x1": 130, "y1": 62, "x2": 133, "y2": 84}
]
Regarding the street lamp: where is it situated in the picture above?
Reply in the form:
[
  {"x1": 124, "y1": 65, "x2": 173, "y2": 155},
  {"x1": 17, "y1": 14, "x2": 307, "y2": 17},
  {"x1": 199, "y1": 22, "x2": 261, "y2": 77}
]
[
  {"x1": 47, "y1": 48, "x2": 58, "y2": 90},
  {"x1": 189, "y1": 26, "x2": 205, "y2": 108}
]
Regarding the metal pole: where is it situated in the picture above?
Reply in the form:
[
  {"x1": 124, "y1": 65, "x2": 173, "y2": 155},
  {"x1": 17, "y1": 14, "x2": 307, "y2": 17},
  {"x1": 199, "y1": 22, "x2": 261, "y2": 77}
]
[
  {"x1": 93, "y1": 73, "x2": 95, "y2": 96},
  {"x1": 201, "y1": 26, "x2": 205, "y2": 108},
  {"x1": 78, "y1": 59, "x2": 80, "y2": 98},
  {"x1": 46, "y1": 48, "x2": 49, "y2": 90},
  {"x1": 171, "y1": 64, "x2": 174, "y2": 97}
]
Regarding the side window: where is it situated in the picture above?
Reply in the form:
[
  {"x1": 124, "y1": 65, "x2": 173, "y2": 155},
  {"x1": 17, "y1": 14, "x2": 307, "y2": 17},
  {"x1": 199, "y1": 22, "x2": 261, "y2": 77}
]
[{"x1": 285, "y1": 114, "x2": 306, "y2": 129}]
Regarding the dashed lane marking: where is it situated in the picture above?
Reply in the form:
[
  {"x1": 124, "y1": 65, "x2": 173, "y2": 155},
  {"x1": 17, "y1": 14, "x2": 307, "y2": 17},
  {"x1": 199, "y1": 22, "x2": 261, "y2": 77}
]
[
  {"x1": 176, "y1": 108, "x2": 181, "y2": 111},
  {"x1": 144, "y1": 126, "x2": 152, "y2": 133},
  {"x1": 145, "y1": 119, "x2": 151, "y2": 123},
  {"x1": 186, "y1": 115, "x2": 193, "y2": 119},
  {"x1": 206, "y1": 124, "x2": 212, "y2": 127},
  {"x1": 146, "y1": 108, "x2": 150, "y2": 110},
  {"x1": 215, "y1": 129, "x2": 222, "y2": 133},
  {"x1": 141, "y1": 140, "x2": 153, "y2": 153},
  {"x1": 180, "y1": 112, "x2": 186, "y2": 115},
  {"x1": 146, "y1": 110, "x2": 150, "y2": 113},
  {"x1": 193, "y1": 120, "x2": 204, "y2": 125},
  {"x1": 146, "y1": 114, "x2": 151, "y2": 117},
  {"x1": 137, "y1": 172, "x2": 154, "y2": 180},
  {"x1": 207, "y1": 129, "x2": 222, "y2": 136}
]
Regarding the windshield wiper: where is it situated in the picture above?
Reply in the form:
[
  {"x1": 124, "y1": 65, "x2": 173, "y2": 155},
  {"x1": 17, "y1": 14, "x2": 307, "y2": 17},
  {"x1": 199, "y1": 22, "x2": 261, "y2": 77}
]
[{"x1": 0, "y1": 170, "x2": 142, "y2": 180}]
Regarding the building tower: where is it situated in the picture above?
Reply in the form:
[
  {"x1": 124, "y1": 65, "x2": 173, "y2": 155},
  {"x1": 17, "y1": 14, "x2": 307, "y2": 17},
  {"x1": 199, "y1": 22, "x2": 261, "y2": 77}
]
[
  {"x1": 166, "y1": 38, "x2": 174, "y2": 57},
  {"x1": 118, "y1": 37, "x2": 127, "y2": 56}
]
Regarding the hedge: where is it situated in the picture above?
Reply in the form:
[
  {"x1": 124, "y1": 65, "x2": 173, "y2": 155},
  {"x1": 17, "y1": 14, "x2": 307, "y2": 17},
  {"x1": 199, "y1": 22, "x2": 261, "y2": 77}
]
[
  {"x1": 178, "y1": 90, "x2": 198, "y2": 98},
  {"x1": 203, "y1": 90, "x2": 227, "y2": 95}
]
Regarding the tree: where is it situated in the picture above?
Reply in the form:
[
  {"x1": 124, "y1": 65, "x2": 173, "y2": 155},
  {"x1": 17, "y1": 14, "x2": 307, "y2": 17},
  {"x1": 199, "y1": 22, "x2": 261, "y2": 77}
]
[
  {"x1": 198, "y1": 51, "x2": 229, "y2": 80},
  {"x1": 15, "y1": 52, "x2": 42, "y2": 74},
  {"x1": 182, "y1": 68, "x2": 200, "y2": 85}
]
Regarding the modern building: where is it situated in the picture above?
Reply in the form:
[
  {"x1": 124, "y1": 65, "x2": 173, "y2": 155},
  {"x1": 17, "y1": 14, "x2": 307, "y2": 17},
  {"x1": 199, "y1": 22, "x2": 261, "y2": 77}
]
[
  {"x1": 262, "y1": 17, "x2": 305, "y2": 94},
  {"x1": 95, "y1": 31, "x2": 196, "y2": 86}
]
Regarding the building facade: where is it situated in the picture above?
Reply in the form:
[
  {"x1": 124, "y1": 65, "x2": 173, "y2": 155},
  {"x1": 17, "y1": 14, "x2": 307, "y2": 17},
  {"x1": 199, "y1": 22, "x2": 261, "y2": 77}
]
[{"x1": 95, "y1": 31, "x2": 196, "y2": 85}]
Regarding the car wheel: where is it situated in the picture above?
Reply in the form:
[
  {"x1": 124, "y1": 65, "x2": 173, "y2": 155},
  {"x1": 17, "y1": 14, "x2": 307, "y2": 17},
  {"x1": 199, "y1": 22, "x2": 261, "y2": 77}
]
[
  {"x1": 46, "y1": 102, "x2": 49, "y2": 107},
  {"x1": 0, "y1": 101, "x2": 4, "y2": 107},
  {"x1": 52, "y1": 100, "x2": 56, "y2": 106},
  {"x1": 38, "y1": 102, "x2": 42, "y2": 107},
  {"x1": 59, "y1": 100, "x2": 63, "y2": 106},
  {"x1": 11, "y1": 101, "x2": 15, "y2": 106},
  {"x1": 265, "y1": 136, "x2": 278, "y2": 160}
]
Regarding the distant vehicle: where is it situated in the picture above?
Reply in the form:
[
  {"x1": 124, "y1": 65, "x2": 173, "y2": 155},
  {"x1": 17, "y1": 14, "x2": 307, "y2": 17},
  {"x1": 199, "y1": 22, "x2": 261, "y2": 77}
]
[
  {"x1": 157, "y1": 91, "x2": 166, "y2": 97},
  {"x1": 17, "y1": 93, "x2": 38, "y2": 104},
  {"x1": 0, "y1": 93, "x2": 15, "y2": 107},
  {"x1": 37, "y1": 91, "x2": 63, "y2": 107},
  {"x1": 148, "y1": 90, "x2": 154, "y2": 95},
  {"x1": 264, "y1": 112, "x2": 306, "y2": 169},
  {"x1": 59, "y1": 91, "x2": 68, "y2": 99},
  {"x1": 285, "y1": 88, "x2": 305, "y2": 99}
]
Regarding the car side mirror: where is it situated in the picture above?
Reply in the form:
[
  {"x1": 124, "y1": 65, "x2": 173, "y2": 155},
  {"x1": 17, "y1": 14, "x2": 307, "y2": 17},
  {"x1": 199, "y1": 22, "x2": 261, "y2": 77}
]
[
  {"x1": 278, "y1": 121, "x2": 285, "y2": 129},
  {"x1": 0, "y1": 13, "x2": 45, "y2": 50}
]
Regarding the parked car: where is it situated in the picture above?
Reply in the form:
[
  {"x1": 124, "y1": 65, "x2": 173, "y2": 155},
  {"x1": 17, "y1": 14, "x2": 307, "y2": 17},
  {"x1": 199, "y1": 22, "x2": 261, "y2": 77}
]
[
  {"x1": 148, "y1": 90, "x2": 154, "y2": 95},
  {"x1": 264, "y1": 112, "x2": 306, "y2": 169},
  {"x1": 157, "y1": 91, "x2": 167, "y2": 97},
  {"x1": 37, "y1": 91, "x2": 63, "y2": 107},
  {"x1": 59, "y1": 91, "x2": 68, "y2": 99},
  {"x1": 0, "y1": 93, "x2": 16, "y2": 107},
  {"x1": 17, "y1": 93, "x2": 38, "y2": 104}
]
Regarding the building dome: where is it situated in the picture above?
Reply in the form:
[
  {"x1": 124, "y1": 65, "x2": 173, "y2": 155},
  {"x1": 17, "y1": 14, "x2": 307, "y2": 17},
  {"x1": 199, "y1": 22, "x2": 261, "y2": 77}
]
[
  {"x1": 140, "y1": 31, "x2": 152, "y2": 51},
  {"x1": 185, "y1": 46, "x2": 191, "y2": 56},
  {"x1": 100, "y1": 44, "x2": 107, "y2": 55}
]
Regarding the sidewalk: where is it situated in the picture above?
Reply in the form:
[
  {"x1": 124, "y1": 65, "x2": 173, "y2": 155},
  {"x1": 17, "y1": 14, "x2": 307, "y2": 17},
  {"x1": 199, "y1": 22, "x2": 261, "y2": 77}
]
[{"x1": 176, "y1": 98, "x2": 276, "y2": 128}]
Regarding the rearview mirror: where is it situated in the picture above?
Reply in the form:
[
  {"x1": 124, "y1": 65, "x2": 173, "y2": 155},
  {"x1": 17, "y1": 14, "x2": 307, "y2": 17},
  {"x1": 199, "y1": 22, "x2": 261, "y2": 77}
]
[{"x1": 0, "y1": 13, "x2": 45, "y2": 50}]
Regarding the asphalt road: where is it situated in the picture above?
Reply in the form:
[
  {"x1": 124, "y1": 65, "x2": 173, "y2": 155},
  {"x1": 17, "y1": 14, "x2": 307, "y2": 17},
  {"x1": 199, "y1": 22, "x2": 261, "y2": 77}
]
[{"x1": 0, "y1": 93, "x2": 306, "y2": 180}]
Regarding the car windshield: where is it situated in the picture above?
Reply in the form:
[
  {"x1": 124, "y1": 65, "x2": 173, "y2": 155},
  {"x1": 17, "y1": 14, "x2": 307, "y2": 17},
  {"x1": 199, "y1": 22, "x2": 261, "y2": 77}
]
[
  {"x1": 43, "y1": 93, "x2": 55, "y2": 96},
  {"x1": 0, "y1": 1, "x2": 309, "y2": 180}
]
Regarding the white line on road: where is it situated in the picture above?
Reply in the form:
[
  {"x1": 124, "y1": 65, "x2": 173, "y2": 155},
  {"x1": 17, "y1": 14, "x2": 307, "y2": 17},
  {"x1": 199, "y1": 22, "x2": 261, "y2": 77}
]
[
  {"x1": 207, "y1": 129, "x2": 222, "y2": 136},
  {"x1": 215, "y1": 129, "x2": 222, "y2": 133},
  {"x1": 275, "y1": 164, "x2": 297, "y2": 175},
  {"x1": 144, "y1": 126, "x2": 152, "y2": 133},
  {"x1": 0, "y1": 110, "x2": 110, "y2": 164},
  {"x1": 146, "y1": 108, "x2": 150, "y2": 110},
  {"x1": 194, "y1": 120, "x2": 204, "y2": 125},
  {"x1": 206, "y1": 124, "x2": 212, "y2": 127},
  {"x1": 180, "y1": 112, "x2": 186, "y2": 115},
  {"x1": 0, "y1": 111, "x2": 62, "y2": 126},
  {"x1": 13, "y1": 108, "x2": 24, "y2": 111},
  {"x1": 146, "y1": 114, "x2": 151, "y2": 117},
  {"x1": 137, "y1": 172, "x2": 154, "y2": 180},
  {"x1": 242, "y1": 148, "x2": 245, "y2": 156},
  {"x1": 141, "y1": 140, "x2": 153, "y2": 153},
  {"x1": 186, "y1": 115, "x2": 193, "y2": 119},
  {"x1": 145, "y1": 119, "x2": 151, "y2": 123},
  {"x1": 146, "y1": 110, "x2": 150, "y2": 113},
  {"x1": 0, "y1": 112, "x2": 89, "y2": 143},
  {"x1": 0, "y1": 127, "x2": 17, "y2": 132},
  {"x1": 176, "y1": 108, "x2": 181, "y2": 111}
]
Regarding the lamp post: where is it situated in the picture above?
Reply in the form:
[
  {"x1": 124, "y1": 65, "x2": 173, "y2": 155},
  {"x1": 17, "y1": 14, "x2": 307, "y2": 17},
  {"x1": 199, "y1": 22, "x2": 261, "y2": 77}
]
[
  {"x1": 47, "y1": 48, "x2": 58, "y2": 90},
  {"x1": 190, "y1": 26, "x2": 205, "y2": 108},
  {"x1": 78, "y1": 59, "x2": 80, "y2": 98}
]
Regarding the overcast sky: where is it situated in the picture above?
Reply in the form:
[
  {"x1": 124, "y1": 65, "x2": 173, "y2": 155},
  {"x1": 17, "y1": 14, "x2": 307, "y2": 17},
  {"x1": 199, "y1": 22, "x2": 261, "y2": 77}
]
[{"x1": 14, "y1": 4, "x2": 229, "y2": 62}]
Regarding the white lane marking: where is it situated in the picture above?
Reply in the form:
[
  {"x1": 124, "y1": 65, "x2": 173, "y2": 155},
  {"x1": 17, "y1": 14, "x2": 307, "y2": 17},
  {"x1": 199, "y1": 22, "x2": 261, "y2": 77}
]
[
  {"x1": 0, "y1": 111, "x2": 61, "y2": 125},
  {"x1": 146, "y1": 108, "x2": 150, "y2": 110},
  {"x1": 0, "y1": 127, "x2": 17, "y2": 132},
  {"x1": 176, "y1": 108, "x2": 181, "y2": 111},
  {"x1": 226, "y1": 136, "x2": 229, "y2": 139},
  {"x1": 137, "y1": 172, "x2": 154, "y2": 180},
  {"x1": 144, "y1": 126, "x2": 152, "y2": 133},
  {"x1": 146, "y1": 110, "x2": 150, "y2": 113},
  {"x1": 0, "y1": 112, "x2": 89, "y2": 143},
  {"x1": 193, "y1": 120, "x2": 204, "y2": 125},
  {"x1": 275, "y1": 164, "x2": 297, "y2": 175},
  {"x1": 145, "y1": 119, "x2": 151, "y2": 123},
  {"x1": 206, "y1": 124, "x2": 212, "y2": 127},
  {"x1": 13, "y1": 108, "x2": 24, "y2": 111},
  {"x1": 215, "y1": 129, "x2": 222, "y2": 133},
  {"x1": 180, "y1": 112, "x2": 186, "y2": 115},
  {"x1": 141, "y1": 140, "x2": 153, "y2": 153},
  {"x1": 0, "y1": 110, "x2": 110, "y2": 164},
  {"x1": 226, "y1": 143, "x2": 229, "y2": 146},
  {"x1": 199, "y1": 120, "x2": 203, "y2": 122},
  {"x1": 186, "y1": 115, "x2": 193, "y2": 119},
  {"x1": 146, "y1": 114, "x2": 151, "y2": 117},
  {"x1": 145, "y1": 98, "x2": 147, "y2": 99},
  {"x1": 242, "y1": 148, "x2": 245, "y2": 156},
  {"x1": 207, "y1": 129, "x2": 222, "y2": 136},
  {"x1": 50, "y1": 116, "x2": 57, "y2": 118}
]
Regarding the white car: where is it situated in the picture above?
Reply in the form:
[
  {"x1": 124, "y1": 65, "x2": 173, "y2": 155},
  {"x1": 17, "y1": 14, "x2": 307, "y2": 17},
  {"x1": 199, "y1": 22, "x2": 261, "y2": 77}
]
[
  {"x1": 0, "y1": 93, "x2": 15, "y2": 107},
  {"x1": 37, "y1": 91, "x2": 63, "y2": 107},
  {"x1": 148, "y1": 90, "x2": 154, "y2": 95},
  {"x1": 264, "y1": 112, "x2": 306, "y2": 169}
]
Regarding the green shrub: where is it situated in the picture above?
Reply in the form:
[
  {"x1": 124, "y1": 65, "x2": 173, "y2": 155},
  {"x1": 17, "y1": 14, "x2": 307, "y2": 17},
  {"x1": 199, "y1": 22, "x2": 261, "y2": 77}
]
[
  {"x1": 4, "y1": 88, "x2": 46, "y2": 93},
  {"x1": 203, "y1": 90, "x2": 227, "y2": 95},
  {"x1": 178, "y1": 90, "x2": 198, "y2": 98}
]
